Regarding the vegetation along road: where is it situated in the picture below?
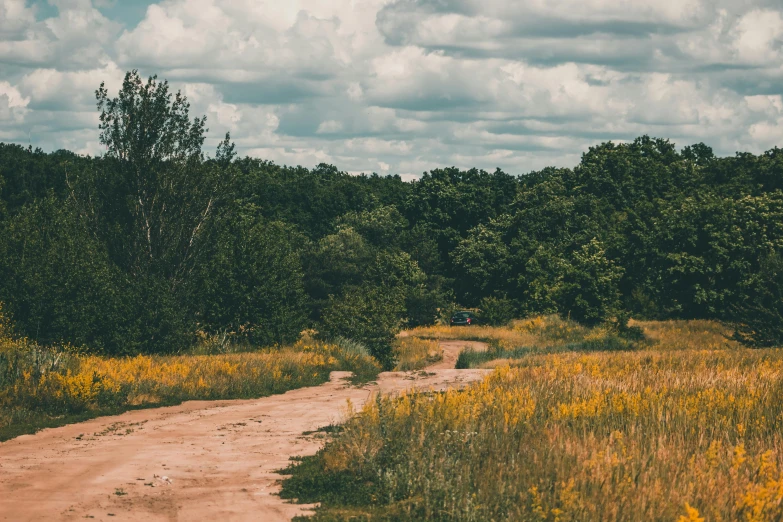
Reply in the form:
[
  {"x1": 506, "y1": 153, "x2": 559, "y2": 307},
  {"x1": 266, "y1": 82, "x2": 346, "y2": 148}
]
[{"x1": 0, "y1": 340, "x2": 488, "y2": 521}]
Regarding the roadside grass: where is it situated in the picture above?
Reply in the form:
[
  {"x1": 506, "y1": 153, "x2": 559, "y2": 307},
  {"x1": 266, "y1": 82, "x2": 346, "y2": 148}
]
[
  {"x1": 412, "y1": 315, "x2": 742, "y2": 369},
  {"x1": 282, "y1": 317, "x2": 783, "y2": 521},
  {"x1": 409, "y1": 315, "x2": 598, "y2": 351},
  {"x1": 455, "y1": 333, "x2": 643, "y2": 369},
  {"x1": 414, "y1": 315, "x2": 646, "y2": 369},
  {"x1": 393, "y1": 337, "x2": 442, "y2": 371},
  {"x1": 0, "y1": 327, "x2": 380, "y2": 441}
]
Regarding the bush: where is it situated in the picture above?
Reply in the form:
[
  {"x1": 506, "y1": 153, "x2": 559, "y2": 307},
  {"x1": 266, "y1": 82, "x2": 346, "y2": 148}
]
[
  {"x1": 0, "y1": 302, "x2": 11, "y2": 341},
  {"x1": 478, "y1": 295, "x2": 515, "y2": 326},
  {"x1": 525, "y1": 239, "x2": 623, "y2": 326},
  {"x1": 331, "y1": 337, "x2": 371, "y2": 358},
  {"x1": 193, "y1": 218, "x2": 309, "y2": 348},
  {"x1": 405, "y1": 283, "x2": 448, "y2": 327},
  {"x1": 320, "y1": 284, "x2": 405, "y2": 370},
  {"x1": 732, "y1": 252, "x2": 783, "y2": 347},
  {"x1": 605, "y1": 311, "x2": 646, "y2": 341}
]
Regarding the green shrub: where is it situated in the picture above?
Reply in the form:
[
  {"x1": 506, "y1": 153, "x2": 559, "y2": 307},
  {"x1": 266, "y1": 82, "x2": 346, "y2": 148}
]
[
  {"x1": 478, "y1": 295, "x2": 516, "y2": 326},
  {"x1": 320, "y1": 284, "x2": 404, "y2": 370},
  {"x1": 732, "y1": 252, "x2": 783, "y2": 347}
]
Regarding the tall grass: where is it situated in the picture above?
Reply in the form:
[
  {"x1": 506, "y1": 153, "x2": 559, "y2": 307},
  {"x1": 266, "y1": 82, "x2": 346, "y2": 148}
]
[
  {"x1": 0, "y1": 322, "x2": 380, "y2": 440},
  {"x1": 415, "y1": 316, "x2": 742, "y2": 370},
  {"x1": 633, "y1": 318, "x2": 741, "y2": 351},
  {"x1": 416, "y1": 315, "x2": 645, "y2": 369},
  {"x1": 410, "y1": 315, "x2": 594, "y2": 351},
  {"x1": 283, "y1": 318, "x2": 783, "y2": 521},
  {"x1": 393, "y1": 337, "x2": 442, "y2": 371}
]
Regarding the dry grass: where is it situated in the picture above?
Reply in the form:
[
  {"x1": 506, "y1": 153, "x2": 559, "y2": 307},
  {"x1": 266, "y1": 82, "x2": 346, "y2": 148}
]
[
  {"x1": 408, "y1": 315, "x2": 589, "y2": 351},
  {"x1": 393, "y1": 337, "x2": 442, "y2": 371},
  {"x1": 0, "y1": 314, "x2": 380, "y2": 440},
  {"x1": 285, "y1": 317, "x2": 783, "y2": 521},
  {"x1": 410, "y1": 316, "x2": 743, "y2": 369},
  {"x1": 633, "y1": 318, "x2": 741, "y2": 351}
]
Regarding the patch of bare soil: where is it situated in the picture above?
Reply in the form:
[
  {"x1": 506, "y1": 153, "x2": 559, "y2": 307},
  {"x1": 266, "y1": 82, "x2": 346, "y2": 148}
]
[{"x1": 0, "y1": 341, "x2": 489, "y2": 522}]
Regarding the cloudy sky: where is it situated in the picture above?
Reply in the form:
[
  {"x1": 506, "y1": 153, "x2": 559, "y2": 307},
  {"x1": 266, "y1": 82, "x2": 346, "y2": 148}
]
[{"x1": 1, "y1": 0, "x2": 782, "y2": 177}]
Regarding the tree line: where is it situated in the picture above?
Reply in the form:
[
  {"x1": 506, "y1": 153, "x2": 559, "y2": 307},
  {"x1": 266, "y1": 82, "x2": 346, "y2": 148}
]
[{"x1": 1, "y1": 71, "x2": 782, "y2": 366}]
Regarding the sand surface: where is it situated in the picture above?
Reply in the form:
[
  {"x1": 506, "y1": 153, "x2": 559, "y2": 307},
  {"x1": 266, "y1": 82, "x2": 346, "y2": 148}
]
[{"x1": 0, "y1": 340, "x2": 488, "y2": 521}]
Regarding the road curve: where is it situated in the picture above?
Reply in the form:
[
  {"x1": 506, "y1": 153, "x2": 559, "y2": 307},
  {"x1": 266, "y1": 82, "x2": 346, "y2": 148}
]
[{"x1": 0, "y1": 341, "x2": 488, "y2": 521}]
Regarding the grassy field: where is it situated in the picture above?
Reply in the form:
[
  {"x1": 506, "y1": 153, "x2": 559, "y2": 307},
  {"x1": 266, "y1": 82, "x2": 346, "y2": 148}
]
[
  {"x1": 282, "y1": 317, "x2": 783, "y2": 521},
  {"x1": 0, "y1": 318, "x2": 380, "y2": 441},
  {"x1": 393, "y1": 337, "x2": 443, "y2": 371}
]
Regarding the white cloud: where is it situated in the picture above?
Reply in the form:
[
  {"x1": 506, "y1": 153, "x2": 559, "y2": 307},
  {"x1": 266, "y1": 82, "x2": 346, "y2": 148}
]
[
  {"x1": 0, "y1": 80, "x2": 29, "y2": 108},
  {"x1": 0, "y1": 80, "x2": 29, "y2": 141},
  {"x1": 19, "y1": 64, "x2": 124, "y2": 110},
  {"x1": 732, "y1": 9, "x2": 783, "y2": 65},
  {"x1": 0, "y1": 0, "x2": 119, "y2": 68},
  {"x1": 0, "y1": 0, "x2": 36, "y2": 38},
  {"x1": 115, "y1": 0, "x2": 385, "y2": 80},
  {"x1": 0, "y1": 0, "x2": 781, "y2": 176},
  {"x1": 317, "y1": 120, "x2": 344, "y2": 134}
]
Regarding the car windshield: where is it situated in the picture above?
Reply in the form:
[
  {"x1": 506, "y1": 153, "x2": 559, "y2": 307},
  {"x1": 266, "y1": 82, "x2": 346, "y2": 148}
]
[{"x1": 454, "y1": 312, "x2": 471, "y2": 318}]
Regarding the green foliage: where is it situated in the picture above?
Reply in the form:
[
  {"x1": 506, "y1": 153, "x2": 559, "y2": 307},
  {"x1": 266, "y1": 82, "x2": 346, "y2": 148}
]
[
  {"x1": 280, "y1": 453, "x2": 379, "y2": 511},
  {"x1": 402, "y1": 167, "x2": 518, "y2": 303},
  {"x1": 89, "y1": 70, "x2": 232, "y2": 281},
  {"x1": 525, "y1": 239, "x2": 623, "y2": 325},
  {"x1": 478, "y1": 295, "x2": 516, "y2": 326},
  {"x1": 652, "y1": 193, "x2": 783, "y2": 319},
  {"x1": 0, "y1": 144, "x2": 73, "y2": 215},
  {"x1": 336, "y1": 205, "x2": 407, "y2": 248},
  {"x1": 307, "y1": 224, "x2": 437, "y2": 362},
  {"x1": 451, "y1": 216, "x2": 512, "y2": 305},
  {"x1": 0, "y1": 197, "x2": 136, "y2": 352},
  {"x1": 2, "y1": 69, "x2": 783, "y2": 353},
  {"x1": 0, "y1": 303, "x2": 11, "y2": 339},
  {"x1": 562, "y1": 239, "x2": 624, "y2": 325},
  {"x1": 320, "y1": 283, "x2": 405, "y2": 370},
  {"x1": 612, "y1": 311, "x2": 647, "y2": 341},
  {"x1": 194, "y1": 213, "x2": 308, "y2": 347},
  {"x1": 732, "y1": 252, "x2": 783, "y2": 347},
  {"x1": 235, "y1": 160, "x2": 401, "y2": 240},
  {"x1": 0, "y1": 71, "x2": 243, "y2": 354},
  {"x1": 0, "y1": 157, "x2": 5, "y2": 219},
  {"x1": 304, "y1": 227, "x2": 375, "y2": 322},
  {"x1": 404, "y1": 278, "x2": 451, "y2": 328}
]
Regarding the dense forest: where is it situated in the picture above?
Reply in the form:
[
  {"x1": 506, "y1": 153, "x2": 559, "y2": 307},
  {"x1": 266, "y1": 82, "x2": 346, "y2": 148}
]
[{"x1": 1, "y1": 71, "x2": 782, "y2": 367}]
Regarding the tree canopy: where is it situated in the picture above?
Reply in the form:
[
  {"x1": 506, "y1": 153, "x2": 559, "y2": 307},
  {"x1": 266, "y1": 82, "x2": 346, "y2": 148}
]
[{"x1": 0, "y1": 72, "x2": 782, "y2": 361}]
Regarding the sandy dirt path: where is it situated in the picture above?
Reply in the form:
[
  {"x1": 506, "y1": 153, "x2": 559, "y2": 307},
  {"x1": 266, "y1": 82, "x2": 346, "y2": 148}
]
[{"x1": 0, "y1": 340, "x2": 488, "y2": 522}]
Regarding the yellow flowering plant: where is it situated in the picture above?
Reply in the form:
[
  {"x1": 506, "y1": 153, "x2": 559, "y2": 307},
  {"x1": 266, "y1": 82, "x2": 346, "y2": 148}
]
[
  {"x1": 283, "y1": 318, "x2": 783, "y2": 521},
  {"x1": 1, "y1": 327, "x2": 380, "y2": 440}
]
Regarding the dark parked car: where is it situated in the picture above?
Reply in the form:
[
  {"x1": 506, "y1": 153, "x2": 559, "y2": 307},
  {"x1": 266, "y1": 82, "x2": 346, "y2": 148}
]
[{"x1": 450, "y1": 311, "x2": 479, "y2": 326}]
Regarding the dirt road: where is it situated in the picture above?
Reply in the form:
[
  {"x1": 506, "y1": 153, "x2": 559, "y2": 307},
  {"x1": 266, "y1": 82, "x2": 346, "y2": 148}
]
[
  {"x1": 428, "y1": 340, "x2": 489, "y2": 370},
  {"x1": 0, "y1": 340, "x2": 488, "y2": 521}
]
